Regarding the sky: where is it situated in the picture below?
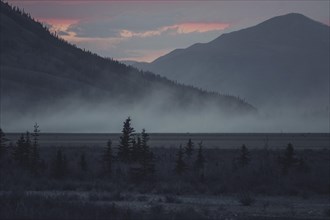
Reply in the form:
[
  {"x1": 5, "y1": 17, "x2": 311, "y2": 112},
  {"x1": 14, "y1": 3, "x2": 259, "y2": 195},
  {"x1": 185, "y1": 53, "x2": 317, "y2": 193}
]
[{"x1": 6, "y1": 0, "x2": 330, "y2": 62}]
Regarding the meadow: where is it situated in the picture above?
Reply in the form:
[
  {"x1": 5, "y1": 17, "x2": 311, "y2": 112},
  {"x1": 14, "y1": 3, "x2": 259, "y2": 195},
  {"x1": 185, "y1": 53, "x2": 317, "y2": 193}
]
[{"x1": 0, "y1": 129, "x2": 329, "y2": 219}]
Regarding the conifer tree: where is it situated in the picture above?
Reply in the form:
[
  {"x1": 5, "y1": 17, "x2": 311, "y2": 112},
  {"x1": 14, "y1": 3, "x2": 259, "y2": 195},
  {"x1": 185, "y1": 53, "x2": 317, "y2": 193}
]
[
  {"x1": 195, "y1": 141, "x2": 205, "y2": 182},
  {"x1": 30, "y1": 123, "x2": 41, "y2": 174},
  {"x1": 136, "y1": 136, "x2": 142, "y2": 161},
  {"x1": 0, "y1": 128, "x2": 9, "y2": 160},
  {"x1": 103, "y1": 139, "x2": 113, "y2": 175},
  {"x1": 52, "y1": 149, "x2": 68, "y2": 179},
  {"x1": 195, "y1": 141, "x2": 205, "y2": 170},
  {"x1": 281, "y1": 143, "x2": 295, "y2": 175},
  {"x1": 131, "y1": 137, "x2": 139, "y2": 162},
  {"x1": 239, "y1": 144, "x2": 250, "y2": 167},
  {"x1": 23, "y1": 132, "x2": 31, "y2": 167},
  {"x1": 118, "y1": 117, "x2": 135, "y2": 162},
  {"x1": 79, "y1": 152, "x2": 88, "y2": 172},
  {"x1": 175, "y1": 145, "x2": 186, "y2": 175},
  {"x1": 140, "y1": 129, "x2": 155, "y2": 176},
  {"x1": 13, "y1": 134, "x2": 26, "y2": 166},
  {"x1": 184, "y1": 138, "x2": 194, "y2": 158}
]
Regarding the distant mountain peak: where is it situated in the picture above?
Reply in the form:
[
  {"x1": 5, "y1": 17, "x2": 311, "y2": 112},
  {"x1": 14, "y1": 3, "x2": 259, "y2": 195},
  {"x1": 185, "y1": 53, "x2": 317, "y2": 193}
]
[
  {"x1": 133, "y1": 13, "x2": 329, "y2": 112},
  {"x1": 256, "y1": 12, "x2": 327, "y2": 29}
]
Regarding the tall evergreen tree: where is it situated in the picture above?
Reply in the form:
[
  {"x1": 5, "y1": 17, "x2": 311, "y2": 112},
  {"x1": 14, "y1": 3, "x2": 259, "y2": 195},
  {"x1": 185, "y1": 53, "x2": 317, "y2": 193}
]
[
  {"x1": 103, "y1": 139, "x2": 113, "y2": 175},
  {"x1": 0, "y1": 128, "x2": 9, "y2": 160},
  {"x1": 30, "y1": 123, "x2": 41, "y2": 174},
  {"x1": 131, "y1": 137, "x2": 139, "y2": 162},
  {"x1": 175, "y1": 145, "x2": 186, "y2": 175},
  {"x1": 195, "y1": 141, "x2": 205, "y2": 170},
  {"x1": 194, "y1": 141, "x2": 205, "y2": 182},
  {"x1": 12, "y1": 133, "x2": 31, "y2": 167},
  {"x1": 140, "y1": 129, "x2": 155, "y2": 176},
  {"x1": 79, "y1": 152, "x2": 88, "y2": 172},
  {"x1": 117, "y1": 117, "x2": 135, "y2": 162},
  {"x1": 52, "y1": 149, "x2": 68, "y2": 179},
  {"x1": 23, "y1": 132, "x2": 31, "y2": 167},
  {"x1": 281, "y1": 143, "x2": 295, "y2": 175},
  {"x1": 136, "y1": 136, "x2": 143, "y2": 161},
  {"x1": 239, "y1": 144, "x2": 250, "y2": 167},
  {"x1": 184, "y1": 138, "x2": 194, "y2": 158},
  {"x1": 13, "y1": 134, "x2": 25, "y2": 164}
]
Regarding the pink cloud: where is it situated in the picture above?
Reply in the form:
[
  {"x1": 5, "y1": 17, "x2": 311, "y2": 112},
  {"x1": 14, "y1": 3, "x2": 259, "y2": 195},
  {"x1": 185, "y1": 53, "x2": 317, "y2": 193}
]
[
  {"x1": 174, "y1": 22, "x2": 230, "y2": 33},
  {"x1": 38, "y1": 18, "x2": 80, "y2": 32},
  {"x1": 117, "y1": 49, "x2": 173, "y2": 63},
  {"x1": 119, "y1": 22, "x2": 230, "y2": 38}
]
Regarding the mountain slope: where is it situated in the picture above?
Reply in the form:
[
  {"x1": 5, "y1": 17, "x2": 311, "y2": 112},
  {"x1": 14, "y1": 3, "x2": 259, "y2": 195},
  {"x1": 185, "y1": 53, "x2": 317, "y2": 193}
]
[
  {"x1": 135, "y1": 13, "x2": 329, "y2": 110},
  {"x1": 0, "y1": 1, "x2": 255, "y2": 132}
]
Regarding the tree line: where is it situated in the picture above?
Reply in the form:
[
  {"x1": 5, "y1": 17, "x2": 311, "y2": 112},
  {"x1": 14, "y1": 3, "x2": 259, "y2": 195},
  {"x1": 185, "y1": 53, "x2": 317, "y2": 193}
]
[{"x1": 0, "y1": 117, "x2": 305, "y2": 182}]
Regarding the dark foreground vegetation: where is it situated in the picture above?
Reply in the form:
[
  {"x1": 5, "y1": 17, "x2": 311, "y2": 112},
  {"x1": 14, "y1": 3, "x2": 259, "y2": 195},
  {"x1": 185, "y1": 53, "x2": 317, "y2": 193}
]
[{"x1": 0, "y1": 118, "x2": 329, "y2": 219}]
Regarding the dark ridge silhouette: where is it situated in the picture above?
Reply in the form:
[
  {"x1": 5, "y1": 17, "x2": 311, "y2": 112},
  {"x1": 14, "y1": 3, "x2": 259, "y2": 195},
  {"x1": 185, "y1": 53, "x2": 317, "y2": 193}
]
[
  {"x1": 0, "y1": 1, "x2": 255, "y2": 123},
  {"x1": 132, "y1": 13, "x2": 329, "y2": 109}
]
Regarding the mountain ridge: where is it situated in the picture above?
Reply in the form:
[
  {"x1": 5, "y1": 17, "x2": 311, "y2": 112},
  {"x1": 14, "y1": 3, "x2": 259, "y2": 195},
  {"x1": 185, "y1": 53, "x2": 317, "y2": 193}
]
[
  {"x1": 0, "y1": 1, "x2": 255, "y2": 131},
  {"x1": 133, "y1": 13, "x2": 329, "y2": 110}
]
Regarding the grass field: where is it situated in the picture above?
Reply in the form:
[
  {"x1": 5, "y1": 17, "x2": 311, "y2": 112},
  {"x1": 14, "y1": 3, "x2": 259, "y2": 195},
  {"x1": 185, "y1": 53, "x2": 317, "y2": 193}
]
[{"x1": 0, "y1": 133, "x2": 329, "y2": 219}]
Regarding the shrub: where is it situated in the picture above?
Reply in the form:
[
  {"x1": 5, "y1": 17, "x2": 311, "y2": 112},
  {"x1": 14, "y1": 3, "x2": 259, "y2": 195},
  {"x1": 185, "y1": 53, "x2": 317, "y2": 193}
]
[
  {"x1": 164, "y1": 195, "x2": 181, "y2": 203},
  {"x1": 238, "y1": 192, "x2": 255, "y2": 206},
  {"x1": 324, "y1": 208, "x2": 330, "y2": 217}
]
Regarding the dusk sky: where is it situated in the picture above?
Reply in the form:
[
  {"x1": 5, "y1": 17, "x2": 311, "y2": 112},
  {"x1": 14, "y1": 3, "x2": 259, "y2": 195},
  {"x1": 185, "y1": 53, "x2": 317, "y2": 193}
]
[{"x1": 7, "y1": 0, "x2": 330, "y2": 62}]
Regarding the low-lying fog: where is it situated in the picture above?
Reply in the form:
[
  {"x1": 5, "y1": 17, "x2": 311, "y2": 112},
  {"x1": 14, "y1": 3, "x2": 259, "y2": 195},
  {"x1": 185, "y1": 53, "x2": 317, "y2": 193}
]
[{"x1": 2, "y1": 97, "x2": 328, "y2": 133}]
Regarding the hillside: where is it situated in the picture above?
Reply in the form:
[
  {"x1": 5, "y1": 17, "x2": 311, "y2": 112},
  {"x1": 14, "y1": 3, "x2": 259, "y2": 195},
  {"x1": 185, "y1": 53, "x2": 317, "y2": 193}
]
[{"x1": 0, "y1": 1, "x2": 255, "y2": 132}]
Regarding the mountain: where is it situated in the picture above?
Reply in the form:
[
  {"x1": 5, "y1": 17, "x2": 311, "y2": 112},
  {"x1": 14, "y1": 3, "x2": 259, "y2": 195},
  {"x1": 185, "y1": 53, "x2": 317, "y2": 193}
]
[
  {"x1": 0, "y1": 1, "x2": 255, "y2": 132},
  {"x1": 133, "y1": 13, "x2": 329, "y2": 110}
]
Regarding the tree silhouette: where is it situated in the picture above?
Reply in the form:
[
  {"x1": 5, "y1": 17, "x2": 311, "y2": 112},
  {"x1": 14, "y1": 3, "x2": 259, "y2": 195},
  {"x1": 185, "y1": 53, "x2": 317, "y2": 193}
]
[
  {"x1": 194, "y1": 141, "x2": 205, "y2": 182},
  {"x1": 13, "y1": 133, "x2": 31, "y2": 167},
  {"x1": 239, "y1": 144, "x2": 250, "y2": 167},
  {"x1": 185, "y1": 138, "x2": 194, "y2": 158},
  {"x1": 52, "y1": 149, "x2": 68, "y2": 179},
  {"x1": 30, "y1": 123, "x2": 41, "y2": 174},
  {"x1": 0, "y1": 128, "x2": 9, "y2": 160},
  {"x1": 175, "y1": 145, "x2": 186, "y2": 175},
  {"x1": 79, "y1": 152, "x2": 88, "y2": 172},
  {"x1": 131, "y1": 137, "x2": 141, "y2": 162},
  {"x1": 140, "y1": 129, "x2": 155, "y2": 176},
  {"x1": 195, "y1": 141, "x2": 205, "y2": 170},
  {"x1": 13, "y1": 134, "x2": 25, "y2": 164},
  {"x1": 23, "y1": 132, "x2": 32, "y2": 167},
  {"x1": 103, "y1": 139, "x2": 113, "y2": 175},
  {"x1": 281, "y1": 143, "x2": 296, "y2": 175},
  {"x1": 118, "y1": 117, "x2": 135, "y2": 162}
]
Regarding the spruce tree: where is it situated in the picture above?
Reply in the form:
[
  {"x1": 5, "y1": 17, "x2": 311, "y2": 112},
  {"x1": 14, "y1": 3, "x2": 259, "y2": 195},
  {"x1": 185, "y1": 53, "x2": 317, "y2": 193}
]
[
  {"x1": 30, "y1": 123, "x2": 41, "y2": 174},
  {"x1": 239, "y1": 144, "x2": 250, "y2": 167},
  {"x1": 103, "y1": 139, "x2": 113, "y2": 175},
  {"x1": 79, "y1": 152, "x2": 88, "y2": 172},
  {"x1": 195, "y1": 141, "x2": 205, "y2": 182},
  {"x1": 118, "y1": 117, "x2": 135, "y2": 162},
  {"x1": 131, "y1": 137, "x2": 139, "y2": 162},
  {"x1": 0, "y1": 128, "x2": 9, "y2": 160},
  {"x1": 23, "y1": 132, "x2": 31, "y2": 167},
  {"x1": 140, "y1": 129, "x2": 155, "y2": 176},
  {"x1": 175, "y1": 145, "x2": 186, "y2": 175},
  {"x1": 184, "y1": 138, "x2": 194, "y2": 158},
  {"x1": 195, "y1": 141, "x2": 205, "y2": 170},
  {"x1": 52, "y1": 149, "x2": 68, "y2": 179},
  {"x1": 13, "y1": 134, "x2": 26, "y2": 166},
  {"x1": 281, "y1": 143, "x2": 295, "y2": 175},
  {"x1": 136, "y1": 136, "x2": 143, "y2": 161}
]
